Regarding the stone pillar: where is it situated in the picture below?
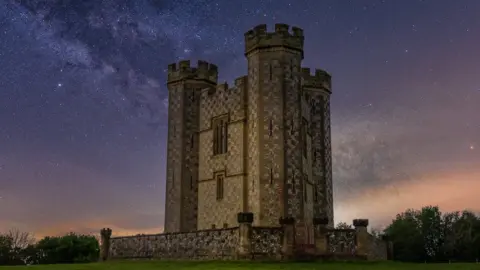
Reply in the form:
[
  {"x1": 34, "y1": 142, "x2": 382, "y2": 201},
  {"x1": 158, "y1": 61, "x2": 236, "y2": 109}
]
[
  {"x1": 100, "y1": 228, "x2": 112, "y2": 261},
  {"x1": 237, "y1": 212, "x2": 253, "y2": 259},
  {"x1": 353, "y1": 219, "x2": 369, "y2": 259},
  {"x1": 279, "y1": 217, "x2": 296, "y2": 260},
  {"x1": 313, "y1": 216, "x2": 329, "y2": 255},
  {"x1": 382, "y1": 235, "x2": 394, "y2": 260}
]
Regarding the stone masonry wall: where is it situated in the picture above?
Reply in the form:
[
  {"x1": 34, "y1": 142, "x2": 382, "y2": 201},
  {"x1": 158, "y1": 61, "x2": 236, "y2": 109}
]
[
  {"x1": 165, "y1": 60, "x2": 218, "y2": 233},
  {"x1": 197, "y1": 78, "x2": 247, "y2": 230},
  {"x1": 103, "y1": 217, "x2": 389, "y2": 261},
  {"x1": 198, "y1": 174, "x2": 244, "y2": 229},
  {"x1": 367, "y1": 234, "x2": 388, "y2": 261},
  {"x1": 251, "y1": 227, "x2": 283, "y2": 257},
  {"x1": 246, "y1": 53, "x2": 261, "y2": 224},
  {"x1": 243, "y1": 24, "x2": 310, "y2": 246},
  {"x1": 302, "y1": 67, "x2": 334, "y2": 228},
  {"x1": 164, "y1": 83, "x2": 184, "y2": 233},
  {"x1": 109, "y1": 228, "x2": 239, "y2": 260}
]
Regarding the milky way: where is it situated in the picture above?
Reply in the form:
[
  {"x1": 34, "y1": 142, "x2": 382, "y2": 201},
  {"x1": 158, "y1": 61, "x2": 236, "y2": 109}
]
[{"x1": 1, "y1": 0, "x2": 479, "y2": 236}]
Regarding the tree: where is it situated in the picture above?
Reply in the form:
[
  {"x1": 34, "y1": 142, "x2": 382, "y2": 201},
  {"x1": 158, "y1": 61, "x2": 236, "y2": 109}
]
[
  {"x1": 417, "y1": 206, "x2": 444, "y2": 261},
  {"x1": 335, "y1": 222, "x2": 353, "y2": 229},
  {"x1": 4, "y1": 228, "x2": 35, "y2": 250},
  {"x1": 383, "y1": 206, "x2": 480, "y2": 263},
  {"x1": 384, "y1": 208, "x2": 425, "y2": 262},
  {"x1": 0, "y1": 234, "x2": 14, "y2": 265},
  {"x1": 36, "y1": 233, "x2": 99, "y2": 264}
]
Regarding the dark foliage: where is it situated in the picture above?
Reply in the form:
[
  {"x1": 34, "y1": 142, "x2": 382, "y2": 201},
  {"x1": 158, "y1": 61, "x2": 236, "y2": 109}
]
[
  {"x1": 0, "y1": 232, "x2": 99, "y2": 266},
  {"x1": 384, "y1": 206, "x2": 480, "y2": 262},
  {"x1": 2, "y1": 206, "x2": 480, "y2": 265}
]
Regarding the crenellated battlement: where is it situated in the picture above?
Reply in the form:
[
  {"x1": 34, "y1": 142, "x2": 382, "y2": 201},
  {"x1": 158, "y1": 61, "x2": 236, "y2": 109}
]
[
  {"x1": 200, "y1": 76, "x2": 247, "y2": 99},
  {"x1": 301, "y1": 67, "x2": 332, "y2": 92},
  {"x1": 234, "y1": 76, "x2": 247, "y2": 87},
  {"x1": 244, "y1": 23, "x2": 304, "y2": 56},
  {"x1": 167, "y1": 60, "x2": 218, "y2": 85}
]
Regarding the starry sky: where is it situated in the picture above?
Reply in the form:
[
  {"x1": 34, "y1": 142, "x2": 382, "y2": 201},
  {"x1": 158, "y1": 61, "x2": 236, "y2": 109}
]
[{"x1": 1, "y1": 0, "x2": 479, "y2": 237}]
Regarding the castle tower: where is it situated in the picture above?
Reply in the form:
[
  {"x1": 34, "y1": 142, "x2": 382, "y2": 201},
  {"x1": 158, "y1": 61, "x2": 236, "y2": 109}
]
[
  {"x1": 301, "y1": 68, "x2": 334, "y2": 229},
  {"x1": 164, "y1": 60, "x2": 218, "y2": 233},
  {"x1": 244, "y1": 24, "x2": 333, "y2": 244},
  {"x1": 244, "y1": 23, "x2": 304, "y2": 227}
]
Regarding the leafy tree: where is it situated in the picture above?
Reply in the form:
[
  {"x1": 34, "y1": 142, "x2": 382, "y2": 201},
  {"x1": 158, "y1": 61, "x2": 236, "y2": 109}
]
[
  {"x1": 335, "y1": 222, "x2": 353, "y2": 229},
  {"x1": 384, "y1": 206, "x2": 480, "y2": 263},
  {"x1": 417, "y1": 206, "x2": 443, "y2": 261},
  {"x1": 36, "y1": 233, "x2": 99, "y2": 264},
  {"x1": 384, "y1": 208, "x2": 425, "y2": 262},
  {"x1": 0, "y1": 234, "x2": 14, "y2": 265}
]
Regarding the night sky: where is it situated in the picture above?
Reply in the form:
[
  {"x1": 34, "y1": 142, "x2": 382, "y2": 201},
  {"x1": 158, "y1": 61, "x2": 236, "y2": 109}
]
[{"x1": 1, "y1": 0, "x2": 479, "y2": 237}]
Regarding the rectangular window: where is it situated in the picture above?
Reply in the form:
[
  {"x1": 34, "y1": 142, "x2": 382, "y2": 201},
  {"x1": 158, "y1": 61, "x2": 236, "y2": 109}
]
[
  {"x1": 212, "y1": 116, "x2": 228, "y2": 155},
  {"x1": 302, "y1": 118, "x2": 308, "y2": 158},
  {"x1": 216, "y1": 174, "x2": 224, "y2": 201}
]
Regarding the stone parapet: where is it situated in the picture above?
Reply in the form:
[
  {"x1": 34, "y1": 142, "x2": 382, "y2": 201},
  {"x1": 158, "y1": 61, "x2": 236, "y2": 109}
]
[
  {"x1": 244, "y1": 24, "x2": 304, "y2": 56},
  {"x1": 167, "y1": 60, "x2": 218, "y2": 85},
  {"x1": 301, "y1": 68, "x2": 332, "y2": 93}
]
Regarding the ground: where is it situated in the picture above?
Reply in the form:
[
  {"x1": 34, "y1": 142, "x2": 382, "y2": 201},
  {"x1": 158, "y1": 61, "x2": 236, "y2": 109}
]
[{"x1": 2, "y1": 261, "x2": 480, "y2": 270}]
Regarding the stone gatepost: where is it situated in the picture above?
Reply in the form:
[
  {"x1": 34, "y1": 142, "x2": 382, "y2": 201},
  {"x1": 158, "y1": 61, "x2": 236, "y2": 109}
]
[
  {"x1": 313, "y1": 215, "x2": 329, "y2": 255},
  {"x1": 279, "y1": 217, "x2": 296, "y2": 260},
  {"x1": 353, "y1": 219, "x2": 369, "y2": 258},
  {"x1": 382, "y1": 235, "x2": 394, "y2": 260},
  {"x1": 100, "y1": 228, "x2": 112, "y2": 261},
  {"x1": 237, "y1": 212, "x2": 253, "y2": 259}
]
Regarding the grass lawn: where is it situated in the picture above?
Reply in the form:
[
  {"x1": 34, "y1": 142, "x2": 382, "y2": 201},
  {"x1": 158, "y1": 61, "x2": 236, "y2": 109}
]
[{"x1": 1, "y1": 261, "x2": 480, "y2": 270}]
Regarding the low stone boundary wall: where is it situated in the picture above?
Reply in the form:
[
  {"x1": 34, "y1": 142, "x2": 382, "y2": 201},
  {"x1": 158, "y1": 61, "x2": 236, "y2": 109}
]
[
  {"x1": 99, "y1": 213, "x2": 391, "y2": 261},
  {"x1": 109, "y1": 227, "x2": 240, "y2": 260},
  {"x1": 251, "y1": 227, "x2": 283, "y2": 258}
]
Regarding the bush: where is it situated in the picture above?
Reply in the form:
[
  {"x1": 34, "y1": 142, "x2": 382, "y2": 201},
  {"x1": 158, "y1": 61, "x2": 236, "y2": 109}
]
[
  {"x1": 36, "y1": 233, "x2": 100, "y2": 264},
  {"x1": 0, "y1": 231, "x2": 99, "y2": 266}
]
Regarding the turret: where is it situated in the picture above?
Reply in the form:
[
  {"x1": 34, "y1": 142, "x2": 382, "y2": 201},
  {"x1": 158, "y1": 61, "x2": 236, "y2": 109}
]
[
  {"x1": 301, "y1": 68, "x2": 332, "y2": 93},
  {"x1": 167, "y1": 60, "x2": 218, "y2": 85},
  {"x1": 244, "y1": 23, "x2": 304, "y2": 58}
]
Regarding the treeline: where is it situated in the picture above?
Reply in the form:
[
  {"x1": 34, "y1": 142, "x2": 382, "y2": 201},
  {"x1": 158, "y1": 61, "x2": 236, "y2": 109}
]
[
  {"x1": 383, "y1": 206, "x2": 480, "y2": 262},
  {"x1": 0, "y1": 229, "x2": 99, "y2": 266},
  {"x1": 1, "y1": 205, "x2": 480, "y2": 265}
]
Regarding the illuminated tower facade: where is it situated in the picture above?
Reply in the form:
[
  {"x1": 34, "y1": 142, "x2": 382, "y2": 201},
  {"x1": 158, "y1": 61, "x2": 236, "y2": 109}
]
[{"x1": 164, "y1": 24, "x2": 333, "y2": 244}]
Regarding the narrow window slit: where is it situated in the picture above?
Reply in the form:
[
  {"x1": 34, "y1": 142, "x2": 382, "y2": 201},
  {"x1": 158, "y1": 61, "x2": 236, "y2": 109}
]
[
  {"x1": 292, "y1": 171, "x2": 296, "y2": 193},
  {"x1": 270, "y1": 167, "x2": 273, "y2": 184},
  {"x1": 268, "y1": 119, "x2": 273, "y2": 136},
  {"x1": 269, "y1": 63, "x2": 273, "y2": 80},
  {"x1": 290, "y1": 60, "x2": 294, "y2": 79}
]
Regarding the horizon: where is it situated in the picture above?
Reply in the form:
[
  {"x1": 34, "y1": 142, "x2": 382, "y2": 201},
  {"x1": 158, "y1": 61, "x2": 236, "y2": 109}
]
[{"x1": 1, "y1": 0, "x2": 479, "y2": 238}]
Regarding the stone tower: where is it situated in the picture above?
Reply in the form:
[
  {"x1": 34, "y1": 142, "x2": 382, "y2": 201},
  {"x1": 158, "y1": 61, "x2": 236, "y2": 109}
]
[
  {"x1": 164, "y1": 60, "x2": 218, "y2": 233},
  {"x1": 164, "y1": 24, "x2": 333, "y2": 242},
  {"x1": 243, "y1": 24, "x2": 333, "y2": 243}
]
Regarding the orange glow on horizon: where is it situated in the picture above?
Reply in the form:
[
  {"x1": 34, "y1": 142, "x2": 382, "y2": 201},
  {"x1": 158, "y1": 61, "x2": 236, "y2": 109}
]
[{"x1": 334, "y1": 169, "x2": 480, "y2": 228}]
